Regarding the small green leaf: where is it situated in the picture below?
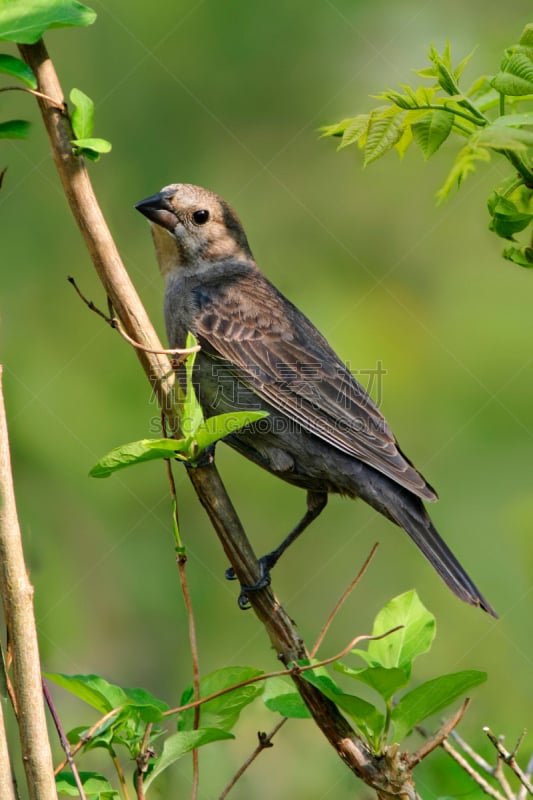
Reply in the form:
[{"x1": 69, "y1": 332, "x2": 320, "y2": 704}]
[
  {"x1": 182, "y1": 332, "x2": 204, "y2": 436},
  {"x1": 488, "y1": 191, "x2": 533, "y2": 239},
  {"x1": 70, "y1": 87, "x2": 94, "y2": 140},
  {"x1": 477, "y1": 125, "x2": 533, "y2": 151},
  {"x1": 143, "y1": 729, "x2": 233, "y2": 789},
  {"x1": 263, "y1": 676, "x2": 311, "y2": 718},
  {"x1": 519, "y1": 23, "x2": 533, "y2": 48},
  {"x1": 0, "y1": 119, "x2": 31, "y2": 139},
  {"x1": 337, "y1": 115, "x2": 370, "y2": 150},
  {"x1": 301, "y1": 666, "x2": 384, "y2": 742},
  {"x1": 89, "y1": 438, "x2": 189, "y2": 478},
  {"x1": 318, "y1": 118, "x2": 355, "y2": 139},
  {"x1": 45, "y1": 673, "x2": 128, "y2": 713},
  {"x1": 366, "y1": 590, "x2": 435, "y2": 676},
  {"x1": 391, "y1": 670, "x2": 487, "y2": 742},
  {"x1": 436, "y1": 143, "x2": 490, "y2": 202},
  {"x1": 411, "y1": 110, "x2": 454, "y2": 159},
  {"x1": 56, "y1": 771, "x2": 118, "y2": 797},
  {"x1": 334, "y1": 663, "x2": 409, "y2": 702},
  {"x1": 503, "y1": 244, "x2": 533, "y2": 267},
  {"x1": 491, "y1": 112, "x2": 533, "y2": 127},
  {"x1": 179, "y1": 666, "x2": 264, "y2": 733},
  {"x1": 71, "y1": 137, "x2": 112, "y2": 154},
  {"x1": 0, "y1": 1, "x2": 96, "y2": 44},
  {"x1": 0, "y1": 54, "x2": 36, "y2": 87},
  {"x1": 192, "y1": 410, "x2": 269, "y2": 452},
  {"x1": 428, "y1": 42, "x2": 461, "y2": 95},
  {"x1": 492, "y1": 53, "x2": 533, "y2": 96},
  {"x1": 364, "y1": 111, "x2": 404, "y2": 165}
]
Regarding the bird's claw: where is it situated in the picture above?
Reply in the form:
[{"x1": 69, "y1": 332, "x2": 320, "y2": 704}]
[{"x1": 225, "y1": 557, "x2": 273, "y2": 610}]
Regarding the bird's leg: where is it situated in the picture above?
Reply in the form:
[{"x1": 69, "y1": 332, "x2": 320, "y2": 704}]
[{"x1": 226, "y1": 491, "x2": 328, "y2": 608}]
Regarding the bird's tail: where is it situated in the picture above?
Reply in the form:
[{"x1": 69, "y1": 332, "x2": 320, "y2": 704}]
[{"x1": 361, "y1": 478, "x2": 498, "y2": 617}]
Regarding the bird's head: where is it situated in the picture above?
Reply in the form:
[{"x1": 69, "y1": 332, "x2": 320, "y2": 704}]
[{"x1": 135, "y1": 183, "x2": 253, "y2": 277}]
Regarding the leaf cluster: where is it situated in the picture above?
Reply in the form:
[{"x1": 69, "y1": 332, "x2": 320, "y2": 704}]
[
  {"x1": 264, "y1": 590, "x2": 486, "y2": 754},
  {"x1": 0, "y1": 1, "x2": 111, "y2": 160},
  {"x1": 48, "y1": 592, "x2": 486, "y2": 796},
  {"x1": 321, "y1": 26, "x2": 533, "y2": 267}
]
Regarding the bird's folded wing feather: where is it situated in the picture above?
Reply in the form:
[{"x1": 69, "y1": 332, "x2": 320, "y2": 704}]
[{"x1": 192, "y1": 271, "x2": 436, "y2": 501}]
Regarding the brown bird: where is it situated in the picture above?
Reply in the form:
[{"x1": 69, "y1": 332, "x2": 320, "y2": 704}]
[{"x1": 136, "y1": 183, "x2": 496, "y2": 617}]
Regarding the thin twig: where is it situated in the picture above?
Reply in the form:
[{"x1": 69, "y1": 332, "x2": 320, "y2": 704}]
[
  {"x1": 441, "y1": 739, "x2": 506, "y2": 800},
  {"x1": 218, "y1": 719, "x2": 286, "y2": 800},
  {"x1": 0, "y1": 85, "x2": 63, "y2": 107},
  {"x1": 111, "y1": 753, "x2": 130, "y2": 800},
  {"x1": 450, "y1": 726, "x2": 494, "y2": 775},
  {"x1": 134, "y1": 723, "x2": 153, "y2": 800},
  {"x1": 166, "y1": 457, "x2": 201, "y2": 800},
  {"x1": 53, "y1": 707, "x2": 121, "y2": 774},
  {"x1": 518, "y1": 755, "x2": 533, "y2": 800},
  {"x1": 484, "y1": 728, "x2": 533, "y2": 796},
  {"x1": 68, "y1": 276, "x2": 200, "y2": 359},
  {"x1": 162, "y1": 415, "x2": 201, "y2": 799},
  {"x1": 42, "y1": 680, "x2": 86, "y2": 800},
  {"x1": 408, "y1": 698, "x2": 471, "y2": 768},
  {"x1": 163, "y1": 626, "x2": 402, "y2": 718},
  {"x1": 311, "y1": 542, "x2": 379, "y2": 657}
]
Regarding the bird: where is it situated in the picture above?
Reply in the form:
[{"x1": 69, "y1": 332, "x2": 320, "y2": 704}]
[{"x1": 135, "y1": 183, "x2": 496, "y2": 617}]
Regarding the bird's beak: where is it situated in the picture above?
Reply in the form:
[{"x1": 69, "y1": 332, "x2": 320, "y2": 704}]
[{"x1": 135, "y1": 192, "x2": 177, "y2": 232}]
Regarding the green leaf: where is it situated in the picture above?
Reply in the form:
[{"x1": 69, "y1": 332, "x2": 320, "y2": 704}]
[
  {"x1": 122, "y1": 686, "x2": 169, "y2": 722},
  {"x1": 182, "y1": 332, "x2": 204, "y2": 436},
  {"x1": 0, "y1": 0, "x2": 96, "y2": 44},
  {"x1": 45, "y1": 673, "x2": 168, "y2": 721},
  {"x1": 491, "y1": 112, "x2": 533, "y2": 127},
  {"x1": 179, "y1": 666, "x2": 264, "y2": 733},
  {"x1": 334, "y1": 663, "x2": 409, "y2": 702},
  {"x1": 366, "y1": 590, "x2": 435, "y2": 676},
  {"x1": 503, "y1": 244, "x2": 533, "y2": 267},
  {"x1": 0, "y1": 54, "x2": 36, "y2": 87},
  {"x1": 70, "y1": 87, "x2": 94, "y2": 140},
  {"x1": 411, "y1": 110, "x2": 454, "y2": 159},
  {"x1": 436, "y1": 143, "x2": 490, "y2": 202},
  {"x1": 476, "y1": 125, "x2": 533, "y2": 151},
  {"x1": 492, "y1": 53, "x2": 533, "y2": 96},
  {"x1": 301, "y1": 666, "x2": 384, "y2": 742},
  {"x1": 192, "y1": 410, "x2": 268, "y2": 452},
  {"x1": 45, "y1": 673, "x2": 128, "y2": 713},
  {"x1": 143, "y1": 728, "x2": 233, "y2": 789},
  {"x1": 364, "y1": 110, "x2": 404, "y2": 165},
  {"x1": 89, "y1": 437, "x2": 189, "y2": 478},
  {"x1": 263, "y1": 676, "x2": 311, "y2": 718},
  {"x1": 56, "y1": 771, "x2": 118, "y2": 797},
  {"x1": 337, "y1": 115, "x2": 370, "y2": 150},
  {"x1": 427, "y1": 42, "x2": 460, "y2": 95},
  {"x1": 71, "y1": 137, "x2": 112, "y2": 154},
  {"x1": 391, "y1": 670, "x2": 487, "y2": 742},
  {"x1": 318, "y1": 118, "x2": 355, "y2": 139},
  {"x1": 0, "y1": 119, "x2": 31, "y2": 139},
  {"x1": 519, "y1": 23, "x2": 533, "y2": 48},
  {"x1": 488, "y1": 191, "x2": 533, "y2": 239}
]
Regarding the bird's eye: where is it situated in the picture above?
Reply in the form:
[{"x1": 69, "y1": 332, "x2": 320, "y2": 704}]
[{"x1": 192, "y1": 209, "x2": 210, "y2": 225}]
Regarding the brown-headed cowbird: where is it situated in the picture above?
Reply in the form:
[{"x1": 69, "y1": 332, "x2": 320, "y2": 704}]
[{"x1": 136, "y1": 183, "x2": 496, "y2": 617}]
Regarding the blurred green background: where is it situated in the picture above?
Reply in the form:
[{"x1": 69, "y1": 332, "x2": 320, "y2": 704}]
[{"x1": 2, "y1": 1, "x2": 533, "y2": 797}]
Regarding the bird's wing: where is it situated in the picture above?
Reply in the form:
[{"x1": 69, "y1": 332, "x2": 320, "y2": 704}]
[{"x1": 192, "y1": 271, "x2": 436, "y2": 501}]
